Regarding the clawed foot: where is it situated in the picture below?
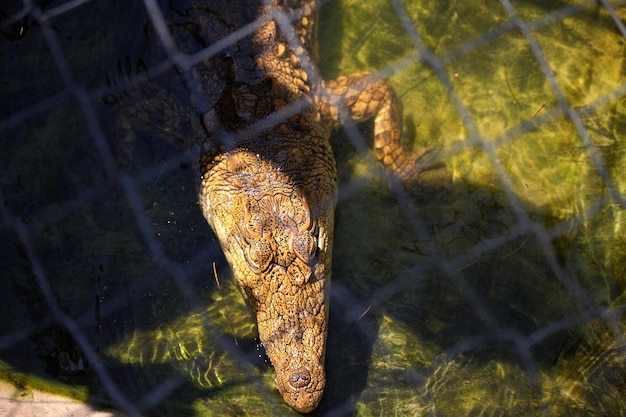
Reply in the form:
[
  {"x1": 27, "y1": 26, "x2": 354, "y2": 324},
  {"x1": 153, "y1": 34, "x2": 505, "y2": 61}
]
[
  {"x1": 392, "y1": 147, "x2": 446, "y2": 195},
  {"x1": 413, "y1": 147, "x2": 446, "y2": 174}
]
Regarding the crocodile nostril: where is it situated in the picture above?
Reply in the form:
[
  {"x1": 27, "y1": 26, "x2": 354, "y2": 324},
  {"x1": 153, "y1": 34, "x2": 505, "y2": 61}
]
[{"x1": 288, "y1": 367, "x2": 312, "y2": 389}]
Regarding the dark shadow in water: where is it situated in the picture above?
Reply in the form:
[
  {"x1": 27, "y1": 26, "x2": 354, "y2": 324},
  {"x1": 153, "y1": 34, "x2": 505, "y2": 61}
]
[{"x1": 317, "y1": 281, "x2": 380, "y2": 417}]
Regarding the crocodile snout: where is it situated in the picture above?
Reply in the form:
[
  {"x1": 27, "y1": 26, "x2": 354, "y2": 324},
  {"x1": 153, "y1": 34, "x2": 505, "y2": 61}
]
[
  {"x1": 289, "y1": 367, "x2": 312, "y2": 389},
  {"x1": 276, "y1": 364, "x2": 325, "y2": 413}
]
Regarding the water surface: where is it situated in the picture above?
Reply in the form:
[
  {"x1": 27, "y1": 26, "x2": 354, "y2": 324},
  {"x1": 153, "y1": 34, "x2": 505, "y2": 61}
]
[{"x1": 1, "y1": 0, "x2": 625, "y2": 415}]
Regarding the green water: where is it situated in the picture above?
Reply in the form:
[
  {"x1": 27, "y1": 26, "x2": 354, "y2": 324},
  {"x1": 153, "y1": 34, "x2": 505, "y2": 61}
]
[{"x1": 1, "y1": 0, "x2": 625, "y2": 416}]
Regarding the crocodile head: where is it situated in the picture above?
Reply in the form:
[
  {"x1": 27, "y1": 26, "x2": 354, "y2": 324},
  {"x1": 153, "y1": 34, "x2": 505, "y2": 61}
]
[{"x1": 199, "y1": 127, "x2": 337, "y2": 412}]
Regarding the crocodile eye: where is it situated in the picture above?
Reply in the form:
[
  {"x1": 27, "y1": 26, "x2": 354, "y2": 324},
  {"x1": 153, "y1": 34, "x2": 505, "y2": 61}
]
[
  {"x1": 245, "y1": 239, "x2": 273, "y2": 274},
  {"x1": 291, "y1": 232, "x2": 318, "y2": 264}
]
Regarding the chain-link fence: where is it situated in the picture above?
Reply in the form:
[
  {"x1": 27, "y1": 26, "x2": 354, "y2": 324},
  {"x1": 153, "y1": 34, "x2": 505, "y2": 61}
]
[{"x1": 2, "y1": 0, "x2": 626, "y2": 416}]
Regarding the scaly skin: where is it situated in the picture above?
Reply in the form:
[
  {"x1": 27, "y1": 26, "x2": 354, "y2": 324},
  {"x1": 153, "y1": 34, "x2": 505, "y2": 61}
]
[{"x1": 109, "y1": 0, "x2": 435, "y2": 412}]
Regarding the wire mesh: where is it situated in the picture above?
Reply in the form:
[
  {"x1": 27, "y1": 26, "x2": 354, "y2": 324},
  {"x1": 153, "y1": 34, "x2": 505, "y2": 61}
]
[{"x1": 1, "y1": 0, "x2": 626, "y2": 416}]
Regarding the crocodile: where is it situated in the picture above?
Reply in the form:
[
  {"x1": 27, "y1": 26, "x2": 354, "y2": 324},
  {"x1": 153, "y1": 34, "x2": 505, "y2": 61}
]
[{"x1": 107, "y1": 0, "x2": 436, "y2": 412}]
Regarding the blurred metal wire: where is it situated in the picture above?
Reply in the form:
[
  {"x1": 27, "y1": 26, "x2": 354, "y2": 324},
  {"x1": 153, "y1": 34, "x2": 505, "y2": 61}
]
[{"x1": 1, "y1": 0, "x2": 626, "y2": 416}]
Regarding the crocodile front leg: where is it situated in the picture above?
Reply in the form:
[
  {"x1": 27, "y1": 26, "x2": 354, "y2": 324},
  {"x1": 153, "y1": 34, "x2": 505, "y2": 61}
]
[{"x1": 319, "y1": 72, "x2": 439, "y2": 190}]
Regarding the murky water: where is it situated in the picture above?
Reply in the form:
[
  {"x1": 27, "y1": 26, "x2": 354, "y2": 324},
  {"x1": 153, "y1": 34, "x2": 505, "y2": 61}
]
[{"x1": 1, "y1": 0, "x2": 625, "y2": 416}]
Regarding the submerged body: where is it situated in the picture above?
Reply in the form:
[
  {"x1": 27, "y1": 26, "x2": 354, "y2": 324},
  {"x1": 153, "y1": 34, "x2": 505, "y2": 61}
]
[{"x1": 110, "y1": 0, "x2": 432, "y2": 412}]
